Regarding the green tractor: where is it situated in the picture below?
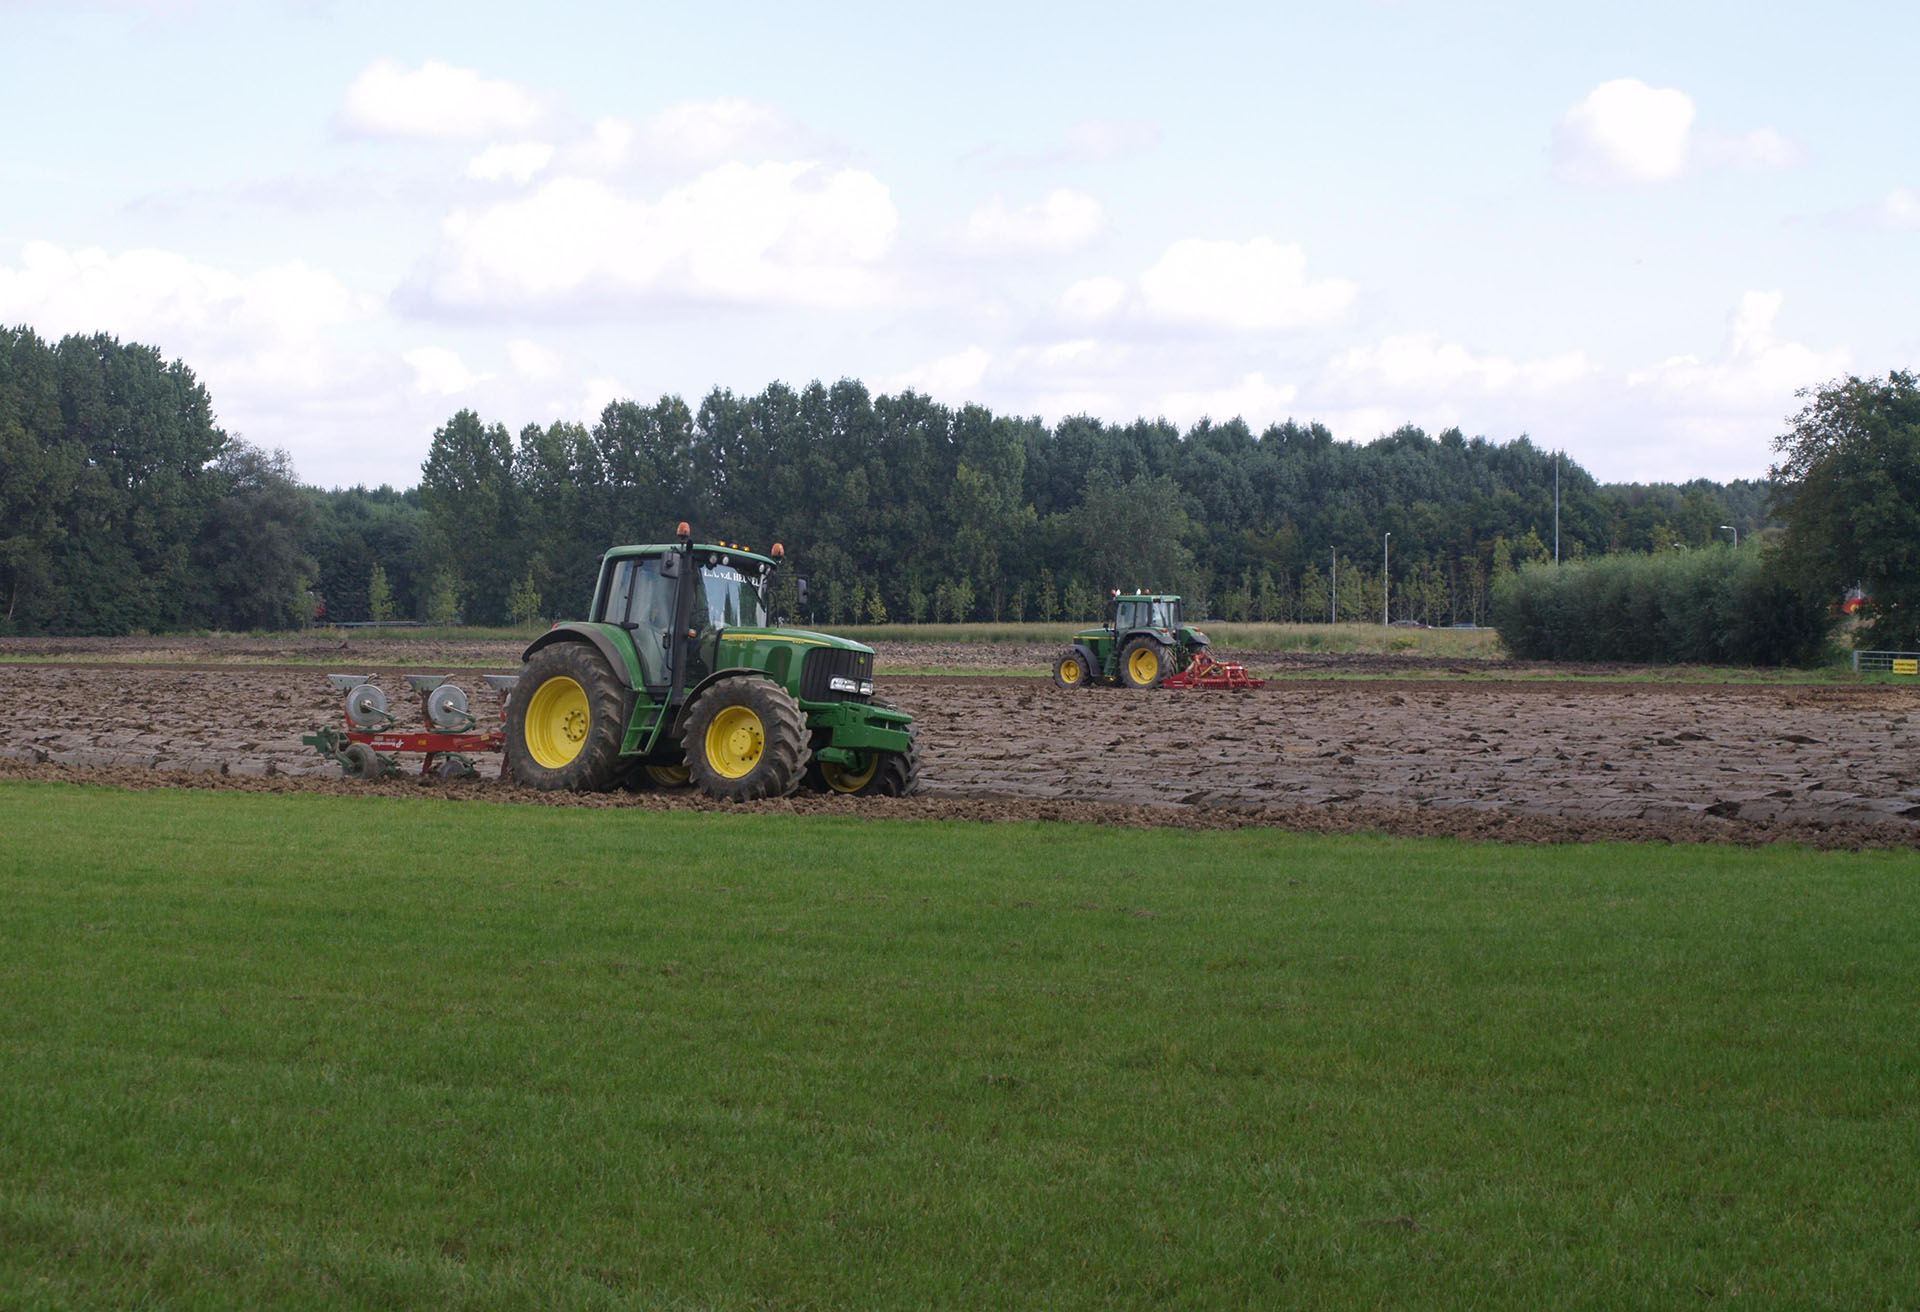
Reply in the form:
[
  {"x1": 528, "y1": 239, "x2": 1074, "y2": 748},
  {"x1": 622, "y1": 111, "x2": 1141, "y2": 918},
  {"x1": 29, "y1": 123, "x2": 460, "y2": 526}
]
[
  {"x1": 507, "y1": 525, "x2": 917, "y2": 800},
  {"x1": 1051, "y1": 593, "x2": 1211, "y2": 690}
]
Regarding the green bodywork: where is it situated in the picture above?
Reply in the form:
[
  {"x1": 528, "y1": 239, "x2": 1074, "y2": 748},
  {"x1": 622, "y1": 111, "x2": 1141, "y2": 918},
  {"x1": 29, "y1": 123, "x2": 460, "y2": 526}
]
[
  {"x1": 526, "y1": 542, "x2": 912, "y2": 766},
  {"x1": 1066, "y1": 593, "x2": 1210, "y2": 684}
]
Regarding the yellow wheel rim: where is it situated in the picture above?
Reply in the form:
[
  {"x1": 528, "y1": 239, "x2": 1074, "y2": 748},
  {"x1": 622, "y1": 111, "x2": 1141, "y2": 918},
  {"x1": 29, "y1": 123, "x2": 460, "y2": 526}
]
[
  {"x1": 820, "y1": 753, "x2": 878, "y2": 794},
  {"x1": 525, "y1": 676, "x2": 590, "y2": 769},
  {"x1": 1129, "y1": 647, "x2": 1159, "y2": 683},
  {"x1": 644, "y1": 763, "x2": 691, "y2": 787},
  {"x1": 705, "y1": 705, "x2": 765, "y2": 779},
  {"x1": 1059, "y1": 658, "x2": 1082, "y2": 684}
]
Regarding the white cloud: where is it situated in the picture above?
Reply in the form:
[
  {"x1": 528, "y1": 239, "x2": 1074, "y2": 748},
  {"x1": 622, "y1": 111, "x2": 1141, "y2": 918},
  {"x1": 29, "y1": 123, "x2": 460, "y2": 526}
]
[
  {"x1": 1159, "y1": 372, "x2": 1299, "y2": 428},
  {"x1": 645, "y1": 98, "x2": 808, "y2": 164},
  {"x1": 0, "y1": 241, "x2": 458, "y2": 488},
  {"x1": 1060, "y1": 275, "x2": 1127, "y2": 322},
  {"x1": 575, "y1": 376, "x2": 628, "y2": 425},
  {"x1": 1299, "y1": 333, "x2": 1600, "y2": 450},
  {"x1": 1063, "y1": 117, "x2": 1160, "y2": 160},
  {"x1": 1034, "y1": 389, "x2": 1125, "y2": 417},
  {"x1": 566, "y1": 117, "x2": 638, "y2": 174},
  {"x1": 1136, "y1": 237, "x2": 1356, "y2": 331},
  {"x1": 415, "y1": 161, "x2": 898, "y2": 314},
  {"x1": 403, "y1": 345, "x2": 491, "y2": 396},
  {"x1": 1037, "y1": 338, "x2": 1100, "y2": 367},
  {"x1": 882, "y1": 345, "x2": 991, "y2": 399},
  {"x1": 990, "y1": 117, "x2": 1161, "y2": 169},
  {"x1": 1553, "y1": 78, "x2": 1802, "y2": 186},
  {"x1": 508, "y1": 338, "x2": 562, "y2": 380},
  {"x1": 1554, "y1": 78, "x2": 1695, "y2": 184},
  {"x1": 554, "y1": 101, "x2": 817, "y2": 178},
  {"x1": 1698, "y1": 126, "x2": 1805, "y2": 173},
  {"x1": 953, "y1": 189, "x2": 1105, "y2": 256},
  {"x1": 336, "y1": 59, "x2": 548, "y2": 142},
  {"x1": 1627, "y1": 290, "x2": 1847, "y2": 408},
  {"x1": 1872, "y1": 187, "x2": 1920, "y2": 230},
  {"x1": 1320, "y1": 334, "x2": 1599, "y2": 399},
  {"x1": 0, "y1": 240, "x2": 360, "y2": 390},
  {"x1": 466, "y1": 142, "x2": 555, "y2": 185}
]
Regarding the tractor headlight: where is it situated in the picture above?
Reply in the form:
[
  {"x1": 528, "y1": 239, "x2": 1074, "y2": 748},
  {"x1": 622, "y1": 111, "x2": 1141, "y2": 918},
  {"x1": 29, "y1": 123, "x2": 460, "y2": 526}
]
[{"x1": 829, "y1": 676, "x2": 859, "y2": 693}]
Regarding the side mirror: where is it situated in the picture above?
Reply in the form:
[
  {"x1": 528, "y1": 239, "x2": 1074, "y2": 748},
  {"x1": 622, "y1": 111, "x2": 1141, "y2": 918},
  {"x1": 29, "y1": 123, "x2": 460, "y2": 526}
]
[
  {"x1": 795, "y1": 577, "x2": 810, "y2": 609},
  {"x1": 659, "y1": 551, "x2": 683, "y2": 580}
]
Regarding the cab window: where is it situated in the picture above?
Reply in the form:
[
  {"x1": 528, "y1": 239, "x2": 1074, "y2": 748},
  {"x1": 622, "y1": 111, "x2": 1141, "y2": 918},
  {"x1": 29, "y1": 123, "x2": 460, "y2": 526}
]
[{"x1": 597, "y1": 556, "x2": 674, "y2": 688}]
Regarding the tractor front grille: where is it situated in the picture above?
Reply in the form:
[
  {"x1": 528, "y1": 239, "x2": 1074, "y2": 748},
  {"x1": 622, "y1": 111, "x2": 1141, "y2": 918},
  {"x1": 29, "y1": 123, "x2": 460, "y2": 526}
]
[{"x1": 800, "y1": 647, "x2": 874, "y2": 703}]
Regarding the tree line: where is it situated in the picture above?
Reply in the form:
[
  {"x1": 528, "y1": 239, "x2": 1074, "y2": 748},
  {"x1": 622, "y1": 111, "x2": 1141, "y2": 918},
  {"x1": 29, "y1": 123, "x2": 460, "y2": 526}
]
[
  {"x1": 3, "y1": 326, "x2": 1778, "y2": 637},
  {"x1": 379, "y1": 383, "x2": 1770, "y2": 631}
]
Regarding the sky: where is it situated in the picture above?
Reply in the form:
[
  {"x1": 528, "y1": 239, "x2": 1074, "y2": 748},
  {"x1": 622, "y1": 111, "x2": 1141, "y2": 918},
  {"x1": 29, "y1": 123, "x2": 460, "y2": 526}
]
[{"x1": 1, "y1": 0, "x2": 1914, "y2": 490}]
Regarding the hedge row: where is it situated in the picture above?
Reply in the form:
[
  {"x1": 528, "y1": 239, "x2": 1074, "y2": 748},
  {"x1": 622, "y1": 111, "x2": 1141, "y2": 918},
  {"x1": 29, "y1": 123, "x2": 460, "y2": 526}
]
[{"x1": 1491, "y1": 547, "x2": 1831, "y2": 666}]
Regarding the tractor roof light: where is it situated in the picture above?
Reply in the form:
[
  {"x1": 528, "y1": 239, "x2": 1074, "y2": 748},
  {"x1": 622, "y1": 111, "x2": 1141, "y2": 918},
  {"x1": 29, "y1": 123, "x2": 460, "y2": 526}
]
[
  {"x1": 676, "y1": 521, "x2": 691, "y2": 541},
  {"x1": 771, "y1": 543, "x2": 785, "y2": 559}
]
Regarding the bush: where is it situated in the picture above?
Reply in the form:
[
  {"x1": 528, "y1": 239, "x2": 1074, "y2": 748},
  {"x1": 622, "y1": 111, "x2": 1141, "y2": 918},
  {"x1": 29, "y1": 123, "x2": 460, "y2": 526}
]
[{"x1": 1492, "y1": 547, "x2": 1832, "y2": 666}]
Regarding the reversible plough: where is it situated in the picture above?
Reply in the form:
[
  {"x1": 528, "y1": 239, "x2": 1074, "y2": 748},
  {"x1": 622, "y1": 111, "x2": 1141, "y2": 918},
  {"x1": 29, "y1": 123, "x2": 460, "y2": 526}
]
[{"x1": 302, "y1": 673, "x2": 519, "y2": 779}]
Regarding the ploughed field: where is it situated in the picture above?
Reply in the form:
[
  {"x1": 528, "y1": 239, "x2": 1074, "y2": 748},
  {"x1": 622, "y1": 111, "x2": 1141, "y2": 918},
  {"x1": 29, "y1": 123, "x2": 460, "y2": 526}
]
[{"x1": 4, "y1": 635, "x2": 1919, "y2": 846}]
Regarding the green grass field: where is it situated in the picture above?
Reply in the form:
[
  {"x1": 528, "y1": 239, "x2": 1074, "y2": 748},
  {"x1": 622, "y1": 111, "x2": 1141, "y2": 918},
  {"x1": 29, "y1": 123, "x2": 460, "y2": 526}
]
[{"x1": 3, "y1": 784, "x2": 1917, "y2": 1308}]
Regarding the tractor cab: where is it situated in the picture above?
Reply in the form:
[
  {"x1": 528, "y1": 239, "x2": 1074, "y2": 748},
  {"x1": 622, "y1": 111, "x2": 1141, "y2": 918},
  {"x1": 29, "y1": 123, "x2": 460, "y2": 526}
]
[
  {"x1": 591, "y1": 542, "x2": 774, "y2": 693},
  {"x1": 1110, "y1": 594, "x2": 1182, "y2": 640}
]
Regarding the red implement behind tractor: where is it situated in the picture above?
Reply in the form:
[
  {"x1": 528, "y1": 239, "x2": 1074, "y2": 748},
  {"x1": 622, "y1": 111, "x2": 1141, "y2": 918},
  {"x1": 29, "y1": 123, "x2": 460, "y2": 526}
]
[{"x1": 1160, "y1": 650, "x2": 1265, "y2": 690}]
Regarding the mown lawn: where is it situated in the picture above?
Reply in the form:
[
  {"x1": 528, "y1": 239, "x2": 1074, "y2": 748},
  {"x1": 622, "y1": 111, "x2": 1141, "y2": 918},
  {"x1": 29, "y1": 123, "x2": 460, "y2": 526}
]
[{"x1": 1, "y1": 784, "x2": 1915, "y2": 1308}]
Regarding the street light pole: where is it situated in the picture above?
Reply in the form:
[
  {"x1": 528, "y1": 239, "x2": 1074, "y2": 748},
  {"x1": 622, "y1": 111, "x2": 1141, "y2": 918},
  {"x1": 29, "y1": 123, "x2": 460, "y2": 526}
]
[
  {"x1": 1330, "y1": 548, "x2": 1337, "y2": 624},
  {"x1": 1554, "y1": 451, "x2": 1560, "y2": 564},
  {"x1": 1719, "y1": 524, "x2": 1738, "y2": 548},
  {"x1": 1382, "y1": 531, "x2": 1391, "y2": 626}
]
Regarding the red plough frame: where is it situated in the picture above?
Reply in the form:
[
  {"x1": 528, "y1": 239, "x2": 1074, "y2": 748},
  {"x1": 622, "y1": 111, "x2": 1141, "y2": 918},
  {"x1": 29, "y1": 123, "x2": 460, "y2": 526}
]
[{"x1": 1161, "y1": 651, "x2": 1266, "y2": 690}]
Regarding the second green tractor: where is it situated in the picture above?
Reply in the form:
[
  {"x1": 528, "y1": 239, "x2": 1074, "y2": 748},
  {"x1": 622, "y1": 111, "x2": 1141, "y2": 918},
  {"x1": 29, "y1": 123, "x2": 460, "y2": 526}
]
[{"x1": 1051, "y1": 593, "x2": 1211, "y2": 690}]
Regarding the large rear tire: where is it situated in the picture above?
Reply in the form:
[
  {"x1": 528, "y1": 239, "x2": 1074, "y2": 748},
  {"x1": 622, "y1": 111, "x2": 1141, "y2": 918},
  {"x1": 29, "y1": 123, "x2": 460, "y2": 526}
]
[
  {"x1": 802, "y1": 698, "x2": 920, "y2": 797},
  {"x1": 1118, "y1": 636, "x2": 1169, "y2": 689},
  {"x1": 680, "y1": 677, "x2": 809, "y2": 801},
  {"x1": 506, "y1": 642, "x2": 631, "y2": 792}
]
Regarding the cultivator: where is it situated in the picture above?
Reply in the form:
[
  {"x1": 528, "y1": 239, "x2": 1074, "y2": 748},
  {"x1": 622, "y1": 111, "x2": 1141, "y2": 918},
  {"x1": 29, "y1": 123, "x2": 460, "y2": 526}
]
[
  {"x1": 1161, "y1": 651, "x2": 1265, "y2": 690},
  {"x1": 302, "y1": 673, "x2": 519, "y2": 779}
]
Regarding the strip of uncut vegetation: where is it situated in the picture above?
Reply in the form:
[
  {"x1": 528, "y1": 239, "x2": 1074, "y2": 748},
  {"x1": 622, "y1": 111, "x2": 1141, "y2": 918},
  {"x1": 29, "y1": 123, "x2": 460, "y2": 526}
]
[{"x1": 3, "y1": 785, "x2": 1916, "y2": 1308}]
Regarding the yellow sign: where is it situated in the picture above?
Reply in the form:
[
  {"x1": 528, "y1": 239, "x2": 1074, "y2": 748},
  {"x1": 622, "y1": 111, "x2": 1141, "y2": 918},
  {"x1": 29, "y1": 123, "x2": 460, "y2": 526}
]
[{"x1": 1894, "y1": 659, "x2": 1918, "y2": 675}]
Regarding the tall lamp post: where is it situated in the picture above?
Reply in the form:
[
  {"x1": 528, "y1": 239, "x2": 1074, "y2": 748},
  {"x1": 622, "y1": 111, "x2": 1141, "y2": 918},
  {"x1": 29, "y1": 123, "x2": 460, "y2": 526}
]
[
  {"x1": 1382, "y1": 531, "x2": 1391, "y2": 626},
  {"x1": 1554, "y1": 450, "x2": 1560, "y2": 564},
  {"x1": 1330, "y1": 548, "x2": 1337, "y2": 624},
  {"x1": 1719, "y1": 524, "x2": 1738, "y2": 547}
]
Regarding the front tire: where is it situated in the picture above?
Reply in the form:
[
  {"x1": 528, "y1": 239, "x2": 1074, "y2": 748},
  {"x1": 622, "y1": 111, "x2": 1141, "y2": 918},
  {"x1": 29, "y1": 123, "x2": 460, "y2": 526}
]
[
  {"x1": 802, "y1": 698, "x2": 920, "y2": 797},
  {"x1": 1118, "y1": 636, "x2": 1169, "y2": 689},
  {"x1": 506, "y1": 642, "x2": 631, "y2": 792},
  {"x1": 680, "y1": 677, "x2": 809, "y2": 801},
  {"x1": 1052, "y1": 649, "x2": 1091, "y2": 689},
  {"x1": 643, "y1": 762, "x2": 693, "y2": 789}
]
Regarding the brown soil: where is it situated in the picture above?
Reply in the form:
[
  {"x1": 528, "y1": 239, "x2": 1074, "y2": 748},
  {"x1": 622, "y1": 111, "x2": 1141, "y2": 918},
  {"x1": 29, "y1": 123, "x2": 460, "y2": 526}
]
[{"x1": 4, "y1": 637, "x2": 1918, "y2": 848}]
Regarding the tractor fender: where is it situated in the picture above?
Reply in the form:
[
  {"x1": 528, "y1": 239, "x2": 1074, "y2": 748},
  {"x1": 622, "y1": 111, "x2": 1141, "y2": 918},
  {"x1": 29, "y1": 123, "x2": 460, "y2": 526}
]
[
  {"x1": 521, "y1": 624, "x2": 640, "y2": 689},
  {"x1": 670, "y1": 668, "x2": 783, "y2": 737},
  {"x1": 1069, "y1": 643, "x2": 1103, "y2": 683}
]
